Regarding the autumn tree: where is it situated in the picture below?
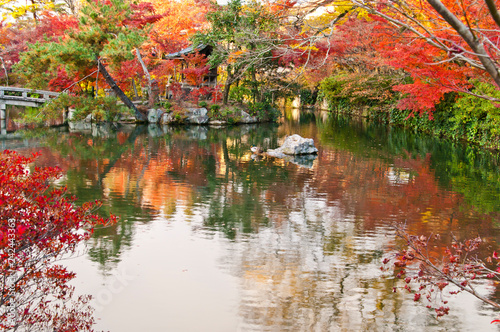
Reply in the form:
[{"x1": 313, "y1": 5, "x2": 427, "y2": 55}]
[
  {"x1": 0, "y1": 12, "x2": 78, "y2": 86},
  {"x1": 328, "y1": 0, "x2": 500, "y2": 114},
  {"x1": 306, "y1": 16, "x2": 406, "y2": 111},
  {"x1": 194, "y1": 0, "x2": 297, "y2": 104},
  {"x1": 244, "y1": 0, "x2": 500, "y2": 115},
  {"x1": 0, "y1": 150, "x2": 117, "y2": 331},
  {"x1": 15, "y1": 0, "x2": 160, "y2": 121},
  {"x1": 148, "y1": 0, "x2": 211, "y2": 55},
  {"x1": 0, "y1": 0, "x2": 70, "y2": 22}
]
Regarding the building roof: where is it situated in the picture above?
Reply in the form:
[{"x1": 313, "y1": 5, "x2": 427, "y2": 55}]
[{"x1": 164, "y1": 44, "x2": 209, "y2": 59}]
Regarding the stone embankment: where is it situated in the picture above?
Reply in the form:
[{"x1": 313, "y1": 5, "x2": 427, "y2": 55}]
[{"x1": 69, "y1": 106, "x2": 260, "y2": 128}]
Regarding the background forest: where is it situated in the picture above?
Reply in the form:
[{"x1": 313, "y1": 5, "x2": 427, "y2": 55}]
[{"x1": 2, "y1": 0, "x2": 500, "y2": 147}]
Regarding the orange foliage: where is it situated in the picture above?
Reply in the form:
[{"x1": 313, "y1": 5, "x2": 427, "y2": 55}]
[
  {"x1": 147, "y1": 0, "x2": 212, "y2": 54},
  {"x1": 349, "y1": 0, "x2": 500, "y2": 114}
]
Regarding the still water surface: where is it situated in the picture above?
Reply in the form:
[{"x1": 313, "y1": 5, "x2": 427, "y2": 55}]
[{"x1": 11, "y1": 109, "x2": 500, "y2": 331}]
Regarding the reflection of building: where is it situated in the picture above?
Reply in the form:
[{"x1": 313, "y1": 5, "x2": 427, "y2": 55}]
[{"x1": 164, "y1": 44, "x2": 218, "y2": 97}]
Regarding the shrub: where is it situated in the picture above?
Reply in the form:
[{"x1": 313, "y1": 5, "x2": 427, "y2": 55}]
[
  {"x1": 229, "y1": 85, "x2": 251, "y2": 103},
  {"x1": 449, "y1": 81, "x2": 500, "y2": 147},
  {"x1": 299, "y1": 88, "x2": 316, "y2": 106},
  {"x1": 209, "y1": 104, "x2": 221, "y2": 117},
  {"x1": 161, "y1": 100, "x2": 173, "y2": 111},
  {"x1": 18, "y1": 94, "x2": 132, "y2": 125},
  {"x1": 248, "y1": 101, "x2": 280, "y2": 122},
  {"x1": 319, "y1": 71, "x2": 402, "y2": 112}
]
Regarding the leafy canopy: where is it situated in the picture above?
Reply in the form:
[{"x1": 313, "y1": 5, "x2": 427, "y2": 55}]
[{"x1": 15, "y1": 0, "x2": 155, "y2": 92}]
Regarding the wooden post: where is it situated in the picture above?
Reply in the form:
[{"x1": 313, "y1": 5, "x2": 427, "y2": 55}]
[
  {"x1": 97, "y1": 58, "x2": 147, "y2": 122},
  {"x1": 0, "y1": 102, "x2": 7, "y2": 135},
  {"x1": 131, "y1": 79, "x2": 139, "y2": 99},
  {"x1": 0, "y1": 56, "x2": 9, "y2": 86}
]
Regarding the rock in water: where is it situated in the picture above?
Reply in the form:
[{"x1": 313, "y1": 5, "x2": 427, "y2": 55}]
[{"x1": 267, "y1": 134, "x2": 318, "y2": 156}]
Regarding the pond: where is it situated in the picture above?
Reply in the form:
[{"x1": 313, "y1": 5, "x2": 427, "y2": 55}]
[{"x1": 10, "y1": 109, "x2": 500, "y2": 331}]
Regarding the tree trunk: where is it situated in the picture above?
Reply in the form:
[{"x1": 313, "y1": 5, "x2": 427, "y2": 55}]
[
  {"x1": 131, "y1": 79, "x2": 139, "y2": 99},
  {"x1": 223, "y1": 81, "x2": 231, "y2": 105},
  {"x1": 251, "y1": 68, "x2": 258, "y2": 103},
  {"x1": 97, "y1": 58, "x2": 147, "y2": 122},
  {"x1": 136, "y1": 48, "x2": 159, "y2": 107},
  {"x1": 223, "y1": 69, "x2": 233, "y2": 105}
]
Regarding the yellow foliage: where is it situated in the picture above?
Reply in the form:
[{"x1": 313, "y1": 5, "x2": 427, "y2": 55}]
[
  {"x1": 1, "y1": 0, "x2": 57, "y2": 20},
  {"x1": 289, "y1": 44, "x2": 318, "y2": 52},
  {"x1": 302, "y1": 1, "x2": 369, "y2": 32}
]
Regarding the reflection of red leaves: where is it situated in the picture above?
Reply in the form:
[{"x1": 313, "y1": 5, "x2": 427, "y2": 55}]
[
  {"x1": 436, "y1": 282, "x2": 448, "y2": 290},
  {"x1": 117, "y1": 132, "x2": 128, "y2": 145},
  {"x1": 435, "y1": 306, "x2": 450, "y2": 317},
  {"x1": 394, "y1": 260, "x2": 406, "y2": 267}
]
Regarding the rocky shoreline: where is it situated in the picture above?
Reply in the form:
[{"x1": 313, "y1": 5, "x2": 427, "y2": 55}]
[{"x1": 68, "y1": 105, "x2": 267, "y2": 130}]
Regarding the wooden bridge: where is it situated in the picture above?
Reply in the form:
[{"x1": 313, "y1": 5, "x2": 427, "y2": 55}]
[{"x1": 0, "y1": 86, "x2": 60, "y2": 135}]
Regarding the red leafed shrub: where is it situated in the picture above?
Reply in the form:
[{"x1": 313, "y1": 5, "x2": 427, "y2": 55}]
[
  {"x1": 169, "y1": 81, "x2": 183, "y2": 100},
  {"x1": 382, "y1": 225, "x2": 500, "y2": 321},
  {"x1": 0, "y1": 150, "x2": 117, "y2": 331}
]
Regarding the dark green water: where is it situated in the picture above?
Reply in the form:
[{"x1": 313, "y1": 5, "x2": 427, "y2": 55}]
[{"x1": 10, "y1": 109, "x2": 500, "y2": 331}]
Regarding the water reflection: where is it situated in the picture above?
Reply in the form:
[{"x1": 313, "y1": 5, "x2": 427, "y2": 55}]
[{"x1": 11, "y1": 110, "x2": 500, "y2": 330}]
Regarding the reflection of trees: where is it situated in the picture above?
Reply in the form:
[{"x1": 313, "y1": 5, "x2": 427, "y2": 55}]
[
  {"x1": 317, "y1": 113, "x2": 500, "y2": 216},
  {"x1": 20, "y1": 116, "x2": 500, "y2": 262},
  {"x1": 17, "y1": 124, "x2": 286, "y2": 267},
  {"x1": 224, "y1": 200, "x2": 488, "y2": 330},
  {"x1": 13, "y1": 112, "x2": 500, "y2": 328}
]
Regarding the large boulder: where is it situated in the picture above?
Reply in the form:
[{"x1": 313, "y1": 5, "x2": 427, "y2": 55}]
[
  {"x1": 267, "y1": 134, "x2": 318, "y2": 156},
  {"x1": 185, "y1": 107, "x2": 209, "y2": 124},
  {"x1": 147, "y1": 108, "x2": 164, "y2": 123},
  {"x1": 238, "y1": 110, "x2": 258, "y2": 124},
  {"x1": 161, "y1": 112, "x2": 175, "y2": 124}
]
